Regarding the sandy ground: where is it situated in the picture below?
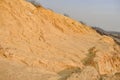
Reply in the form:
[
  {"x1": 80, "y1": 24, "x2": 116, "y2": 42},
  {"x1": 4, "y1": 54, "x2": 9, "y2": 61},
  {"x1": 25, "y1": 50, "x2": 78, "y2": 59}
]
[{"x1": 0, "y1": 0, "x2": 120, "y2": 80}]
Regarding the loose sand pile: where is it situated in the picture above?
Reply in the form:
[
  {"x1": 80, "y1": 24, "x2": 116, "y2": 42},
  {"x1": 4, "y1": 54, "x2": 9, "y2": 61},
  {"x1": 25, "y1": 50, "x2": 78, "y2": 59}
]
[{"x1": 0, "y1": 0, "x2": 120, "y2": 80}]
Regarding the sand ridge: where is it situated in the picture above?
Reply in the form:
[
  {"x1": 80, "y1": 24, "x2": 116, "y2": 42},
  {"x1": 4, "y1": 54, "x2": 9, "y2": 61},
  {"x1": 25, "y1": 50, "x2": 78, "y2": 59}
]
[{"x1": 0, "y1": 0, "x2": 120, "y2": 80}]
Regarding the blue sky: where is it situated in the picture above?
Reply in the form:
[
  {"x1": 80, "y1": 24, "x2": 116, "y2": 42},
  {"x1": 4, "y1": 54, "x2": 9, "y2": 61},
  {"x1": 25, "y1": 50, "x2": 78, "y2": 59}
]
[{"x1": 35, "y1": 0, "x2": 120, "y2": 31}]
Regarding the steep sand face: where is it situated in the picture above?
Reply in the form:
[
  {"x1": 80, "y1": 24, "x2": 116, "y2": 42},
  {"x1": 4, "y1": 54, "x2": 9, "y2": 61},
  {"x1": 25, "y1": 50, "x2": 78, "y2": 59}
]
[{"x1": 0, "y1": 0, "x2": 120, "y2": 80}]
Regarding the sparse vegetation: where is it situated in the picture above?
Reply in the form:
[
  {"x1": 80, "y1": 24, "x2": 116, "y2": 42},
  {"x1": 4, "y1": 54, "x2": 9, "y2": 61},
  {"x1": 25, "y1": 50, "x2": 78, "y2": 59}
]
[
  {"x1": 58, "y1": 67, "x2": 81, "y2": 80},
  {"x1": 82, "y1": 47, "x2": 98, "y2": 69},
  {"x1": 79, "y1": 21, "x2": 86, "y2": 25},
  {"x1": 64, "y1": 13, "x2": 70, "y2": 17},
  {"x1": 26, "y1": 0, "x2": 42, "y2": 7}
]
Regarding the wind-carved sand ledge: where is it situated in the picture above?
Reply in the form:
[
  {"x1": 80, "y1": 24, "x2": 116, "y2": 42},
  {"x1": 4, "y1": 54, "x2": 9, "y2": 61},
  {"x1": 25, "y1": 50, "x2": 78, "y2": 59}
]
[{"x1": 0, "y1": 0, "x2": 120, "y2": 80}]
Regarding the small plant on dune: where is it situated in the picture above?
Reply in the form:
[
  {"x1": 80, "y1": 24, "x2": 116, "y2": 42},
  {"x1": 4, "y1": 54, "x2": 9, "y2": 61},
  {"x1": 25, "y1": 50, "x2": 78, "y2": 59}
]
[
  {"x1": 64, "y1": 13, "x2": 70, "y2": 17},
  {"x1": 79, "y1": 21, "x2": 86, "y2": 25},
  {"x1": 26, "y1": 0, "x2": 42, "y2": 7},
  {"x1": 82, "y1": 47, "x2": 98, "y2": 69}
]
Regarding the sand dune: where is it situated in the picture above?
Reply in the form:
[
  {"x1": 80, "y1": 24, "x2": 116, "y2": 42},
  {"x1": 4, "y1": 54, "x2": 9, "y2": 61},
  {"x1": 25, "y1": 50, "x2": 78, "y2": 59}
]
[{"x1": 0, "y1": 0, "x2": 120, "y2": 80}]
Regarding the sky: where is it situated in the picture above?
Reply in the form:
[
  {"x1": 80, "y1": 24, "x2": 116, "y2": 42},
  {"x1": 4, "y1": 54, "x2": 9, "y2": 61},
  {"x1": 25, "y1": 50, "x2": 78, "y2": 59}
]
[{"x1": 28, "y1": 0, "x2": 120, "y2": 31}]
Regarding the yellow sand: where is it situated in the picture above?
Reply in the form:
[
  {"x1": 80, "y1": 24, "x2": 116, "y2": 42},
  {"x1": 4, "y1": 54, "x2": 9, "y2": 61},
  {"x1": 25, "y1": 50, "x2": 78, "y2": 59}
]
[{"x1": 0, "y1": 0, "x2": 120, "y2": 80}]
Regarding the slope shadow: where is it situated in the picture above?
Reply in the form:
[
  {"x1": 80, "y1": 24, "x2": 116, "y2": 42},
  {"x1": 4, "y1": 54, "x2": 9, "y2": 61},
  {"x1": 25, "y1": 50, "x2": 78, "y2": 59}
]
[{"x1": 57, "y1": 67, "x2": 81, "y2": 80}]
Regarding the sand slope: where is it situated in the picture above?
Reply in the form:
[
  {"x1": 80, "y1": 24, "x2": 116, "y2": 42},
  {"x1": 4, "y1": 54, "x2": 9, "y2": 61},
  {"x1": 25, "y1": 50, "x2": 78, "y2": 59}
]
[{"x1": 0, "y1": 0, "x2": 120, "y2": 80}]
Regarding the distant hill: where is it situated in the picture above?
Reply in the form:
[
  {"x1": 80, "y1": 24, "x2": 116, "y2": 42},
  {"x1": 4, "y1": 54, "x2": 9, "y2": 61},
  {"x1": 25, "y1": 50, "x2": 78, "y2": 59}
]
[{"x1": 92, "y1": 27, "x2": 120, "y2": 45}]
